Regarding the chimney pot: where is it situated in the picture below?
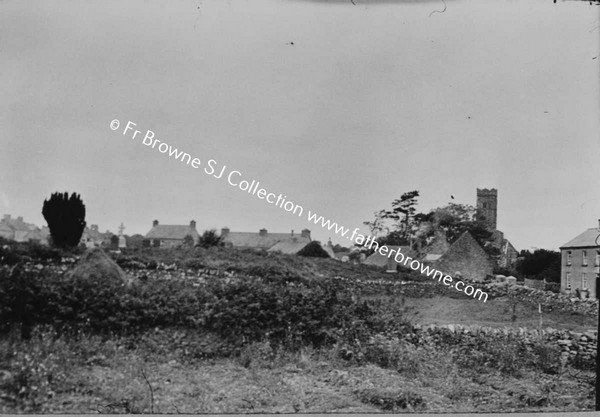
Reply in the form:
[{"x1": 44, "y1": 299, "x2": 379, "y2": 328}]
[
  {"x1": 259, "y1": 228, "x2": 267, "y2": 236},
  {"x1": 221, "y1": 227, "x2": 230, "y2": 237},
  {"x1": 153, "y1": 220, "x2": 159, "y2": 227},
  {"x1": 190, "y1": 220, "x2": 196, "y2": 229}
]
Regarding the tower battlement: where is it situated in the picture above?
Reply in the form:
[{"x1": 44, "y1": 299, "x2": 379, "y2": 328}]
[{"x1": 477, "y1": 188, "x2": 498, "y2": 197}]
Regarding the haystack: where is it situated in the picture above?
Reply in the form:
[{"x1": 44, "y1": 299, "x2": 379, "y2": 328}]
[{"x1": 69, "y1": 248, "x2": 132, "y2": 285}]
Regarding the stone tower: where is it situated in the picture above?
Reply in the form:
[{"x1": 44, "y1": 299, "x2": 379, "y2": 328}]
[{"x1": 476, "y1": 188, "x2": 497, "y2": 231}]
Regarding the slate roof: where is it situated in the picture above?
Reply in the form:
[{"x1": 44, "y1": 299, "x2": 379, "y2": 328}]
[
  {"x1": 434, "y1": 231, "x2": 494, "y2": 281},
  {"x1": 267, "y1": 238, "x2": 311, "y2": 254},
  {"x1": 224, "y1": 232, "x2": 309, "y2": 249},
  {"x1": 437, "y1": 231, "x2": 488, "y2": 263},
  {"x1": 146, "y1": 225, "x2": 200, "y2": 241},
  {"x1": 560, "y1": 228, "x2": 600, "y2": 249}
]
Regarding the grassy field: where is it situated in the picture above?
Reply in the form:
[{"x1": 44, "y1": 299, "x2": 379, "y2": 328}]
[
  {"x1": 0, "y1": 244, "x2": 597, "y2": 413},
  {"x1": 403, "y1": 295, "x2": 597, "y2": 332},
  {"x1": 0, "y1": 328, "x2": 594, "y2": 414}
]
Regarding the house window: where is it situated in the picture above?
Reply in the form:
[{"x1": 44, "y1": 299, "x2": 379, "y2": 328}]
[
  {"x1": 566, "y1": 272, "x2": 571, "y2": 290},
  {"x1": 596, "y1": 251, "x2": 600, "y2": 266},
  {"x1": 582, "y1": 251, "x2": 588, "y2": 266},
  {"x1": 566, "y1": 251, "x2": 572, "y2": 266},
  {"x1": 582, "y1": 273, "x2": 588, "y2": 290}
]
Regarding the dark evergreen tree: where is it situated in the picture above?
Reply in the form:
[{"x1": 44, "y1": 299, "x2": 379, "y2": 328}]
[{"x1": 42, "y1": 192, "x2": 86, "y2": 248}]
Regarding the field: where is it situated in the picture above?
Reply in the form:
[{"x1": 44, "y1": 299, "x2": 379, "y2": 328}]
[{"x1": 0, "y1": 243, "x2": 596, "y2": 413}]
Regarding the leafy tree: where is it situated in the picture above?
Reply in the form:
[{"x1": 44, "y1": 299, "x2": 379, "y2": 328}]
[
  {"x1": 197, "y1": 229, "x2": 224, "y2": 248},
  {"x1": 363, "y1": 209, "x2": 390, "y2": 237},
  {"x1": 431, "y1": 203, "x2": 492, "y2": 246},
  {"x1": 332, "y1": 244, "x2": 349, "y2": 253},
  {"x1": 516, "y1": 249, "x2": 561, "y2": 282},
  {"x1": 364, "y1": 191, "x2": 421, "y2": 247},
  {"x1": 385, "y1": 190, "x2": 420, "y2": 225},
  {"x1": 41, "y1": 192, "x2": 86, "y2": 248}
]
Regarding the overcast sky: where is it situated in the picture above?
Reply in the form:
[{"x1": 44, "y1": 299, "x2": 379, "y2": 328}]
[{"x1": 1, "y1": 0, "x2": 599, "y2": 251}]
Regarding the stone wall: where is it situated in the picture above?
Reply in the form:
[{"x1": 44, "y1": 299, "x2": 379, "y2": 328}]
[
  {"x1": 480, "y1": 281, "x2": 598, "y2": 316},
  {"x1": 405, "y1": 323, "x2": 597, "y2": 365},
  {"x1": 524, "y1": 278, "x2": 545, "y2": 290}
]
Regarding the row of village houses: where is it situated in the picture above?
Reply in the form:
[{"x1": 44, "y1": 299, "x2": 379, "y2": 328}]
[{"x1": 1, "y1": 188, "x2": 599, "y2": 298}]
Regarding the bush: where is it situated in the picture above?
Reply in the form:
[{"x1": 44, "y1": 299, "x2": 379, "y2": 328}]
[
  {"x1": 196, "y1": 229, "x2": 224, "y2": 249},
  {"x1": 545, "y1": 282, "x2": 560, "y2": 293},
  {"x1": 297, "y1": 241, "x2": 330, "y2": 258}
]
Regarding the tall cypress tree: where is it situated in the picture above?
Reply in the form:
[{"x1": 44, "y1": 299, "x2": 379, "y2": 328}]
[{"x1": 42, "y1": 192, "x2": 86, "y2": 248}]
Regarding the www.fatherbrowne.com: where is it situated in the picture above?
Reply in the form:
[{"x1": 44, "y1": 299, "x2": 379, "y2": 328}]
[
  {"x1": 110, "y1": 118, "x2": 488, "y2": 302},
  {"x1": 306, "y1": 212, "x2": 488, "y2": 302}
]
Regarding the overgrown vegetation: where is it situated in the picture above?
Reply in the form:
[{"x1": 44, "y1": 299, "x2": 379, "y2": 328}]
[{"x1": 0, "y1": 241, "x2": 595, "y2": 412}]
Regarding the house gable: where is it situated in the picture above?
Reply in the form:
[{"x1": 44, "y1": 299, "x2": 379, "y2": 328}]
[{"x1": 434, "y1": 231, "x2": 494, "y2": 281}]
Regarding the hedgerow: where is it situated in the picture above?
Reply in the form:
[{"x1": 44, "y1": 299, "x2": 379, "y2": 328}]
[{"x1": 0, "y1": 266, "x2": 410, "y2": 349}]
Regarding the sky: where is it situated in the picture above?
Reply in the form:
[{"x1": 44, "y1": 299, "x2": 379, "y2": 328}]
[{"x1": 1, "y1": 0, "x2": 599, "y2": 251}]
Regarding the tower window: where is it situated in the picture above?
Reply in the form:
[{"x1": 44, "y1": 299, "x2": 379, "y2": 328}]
[
  {"x1": 582, "y1": 272, "x2": 588, "y2": 290},
  {"x1": 583, "y1": 250, "x2": 588, "y2": 266},
  {"x1": 567, "y1": 251, "x2": 572, "y2": 266},
  {"x1": 566, "y1": 272, "x2": 571, "y2": 289}
]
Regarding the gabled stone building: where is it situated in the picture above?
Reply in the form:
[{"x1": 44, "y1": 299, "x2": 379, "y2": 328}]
[
  {"x1": 0, "y1": 214, "x2": 49, "y2": 245},
  {"x1": 145, "y1": 220, "x2": 200, "y2": 247},
  {"x1": 434, "y1": 231, "x2": 495, "y2": 282}
]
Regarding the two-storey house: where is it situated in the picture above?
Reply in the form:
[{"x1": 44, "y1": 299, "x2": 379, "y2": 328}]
[{"x1": 560, "y1": 221, "x2": 600, "y2": 298}]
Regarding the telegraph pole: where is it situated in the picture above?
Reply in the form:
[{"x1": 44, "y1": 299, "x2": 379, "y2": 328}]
[{"x1": 596, "y1": 234, "x2": 600, "y2": 411}]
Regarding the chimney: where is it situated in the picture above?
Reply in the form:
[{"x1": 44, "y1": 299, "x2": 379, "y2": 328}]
[
  {"x1": 291, "y1": 229, "x2": 294, "y2": 236},
  {"x1": 259, "y1": 228, "x2": 267, "y2": 236},
  {"x1": 17, "y1": 216, "x2": 23, "y2": 222},
  {"x1": 221, "y1": 227, "x2": 230, "y2": 237},
  {"x1": 301, "y1": 229, "x2": 311, "y2": 240},
  {"x1": 190, "y1": 220, "x2": 196, "y2": 229},
  {"x1": 153, "y1": 220, "x2": 159, "y2": 227}
]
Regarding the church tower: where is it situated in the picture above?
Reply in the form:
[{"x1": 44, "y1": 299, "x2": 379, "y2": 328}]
[{"x1": 476, "y1": 188, "x2": 497, "y2": 231}]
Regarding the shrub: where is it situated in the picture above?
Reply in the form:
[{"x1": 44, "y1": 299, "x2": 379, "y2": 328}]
[
  {"x1": 196, "y1": 229, "x2": 224, "y2": 249},
  {"x1": 297, "y1": 241, "x2": 330, "y2": 258},
  {"x1": 2, "y1": 326, "x2": 70, "y2": 411}
]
